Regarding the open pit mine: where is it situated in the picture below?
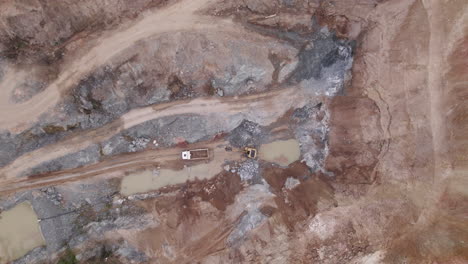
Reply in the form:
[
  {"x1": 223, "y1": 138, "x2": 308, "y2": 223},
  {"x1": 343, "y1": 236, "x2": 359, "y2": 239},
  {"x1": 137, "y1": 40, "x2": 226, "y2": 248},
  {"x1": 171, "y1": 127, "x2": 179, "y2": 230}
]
[{"x1": 0, "y1": 0, "x2": 467, "y2": 263}]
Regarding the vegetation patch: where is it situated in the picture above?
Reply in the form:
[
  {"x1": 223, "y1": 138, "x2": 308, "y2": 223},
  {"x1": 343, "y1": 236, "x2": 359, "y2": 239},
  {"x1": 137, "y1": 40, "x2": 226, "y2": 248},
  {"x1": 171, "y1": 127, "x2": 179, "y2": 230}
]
[{"x1": 57, "y1": 248, "x2": 78, "y2": 264}]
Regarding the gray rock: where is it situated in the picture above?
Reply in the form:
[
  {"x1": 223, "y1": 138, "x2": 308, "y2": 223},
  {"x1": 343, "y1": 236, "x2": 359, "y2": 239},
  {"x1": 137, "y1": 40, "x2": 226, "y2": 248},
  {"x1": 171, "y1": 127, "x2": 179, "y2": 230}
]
[
  {"x1": 211, "y1": 64, "x2": 266, "y2": 96},
  {"x1": 284, "y1": 177, "x2": 300, "y2": 190},
  {"x1": 227, "y1": 209, "x2": 267, "y2": 246},
  {"x1": 12, "y1": 246, "x2": 48, "y2": 264},
  {"x1": 292, "y1": 103, "x2": 329, "y2": 172},
  {"x1": 228, "y1": 120, "x2": 266, "y2": 148},
  {"x1": 25, "y1": 144, "x2": 100, "y2": 176},
  {"x1": 129, "y1": 137, "x2": 150, "y2": 152},
  {"x1": 287, "y1": 29, "x2": 354, "y2": 96},
  {"x1": 128, "y1": 192, "x2": 160, "y2": 201},
  {"x1": 116, "y1": 242, "x2": 149, "y2": 263},
  {"x1": 238, "y1": 159, "x2": 260, "y2": 184}
]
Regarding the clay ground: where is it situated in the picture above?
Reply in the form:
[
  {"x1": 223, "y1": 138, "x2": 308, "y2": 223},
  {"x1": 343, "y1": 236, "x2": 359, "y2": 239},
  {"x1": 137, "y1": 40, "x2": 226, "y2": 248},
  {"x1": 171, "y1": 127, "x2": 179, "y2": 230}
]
[{"x1": 0, "y1": 0, "x2": 467, "y2": 263}]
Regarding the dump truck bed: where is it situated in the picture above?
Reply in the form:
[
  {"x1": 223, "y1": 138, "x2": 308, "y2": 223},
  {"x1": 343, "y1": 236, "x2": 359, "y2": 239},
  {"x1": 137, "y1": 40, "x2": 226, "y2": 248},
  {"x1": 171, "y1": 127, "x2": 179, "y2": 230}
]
[
  {"x1": 189, "y1": 149, "x2": 209, "y2": 159},
  {"x1": 181, "y1": 149, "x2": 209, "y2": 160}
]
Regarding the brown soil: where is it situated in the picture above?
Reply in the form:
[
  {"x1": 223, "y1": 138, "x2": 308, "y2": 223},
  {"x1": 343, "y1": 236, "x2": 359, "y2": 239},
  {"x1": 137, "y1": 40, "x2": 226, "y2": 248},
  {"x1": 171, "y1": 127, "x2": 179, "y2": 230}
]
[
  {"x1": 325, "y1": 95, "x2": 382, "y2": 185},
  {"x1": 159, "y1": 170, "x2": 243, "y2": 212},
  {"x1": 262, "y1": 162, "x2": 336, "y2": 230},
  {"x1": 129, "y1": 191, "x2": 243, "y2": 263},
  {"x1": 195, "y1": 171, "x2": 243, "y2": 211}
]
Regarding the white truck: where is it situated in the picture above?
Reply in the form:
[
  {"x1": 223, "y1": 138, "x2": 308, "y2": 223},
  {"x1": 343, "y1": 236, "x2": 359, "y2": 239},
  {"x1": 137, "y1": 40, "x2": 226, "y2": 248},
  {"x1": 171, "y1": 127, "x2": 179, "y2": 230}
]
[{"x1": 181, "y1": 149, "x2": 209, "y2": 160}]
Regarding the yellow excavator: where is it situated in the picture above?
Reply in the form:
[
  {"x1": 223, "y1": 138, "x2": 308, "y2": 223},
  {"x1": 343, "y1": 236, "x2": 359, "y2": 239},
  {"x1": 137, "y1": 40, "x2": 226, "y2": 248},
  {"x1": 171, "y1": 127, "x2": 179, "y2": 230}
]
[{"x1": 244, "y1": 147, "x2": 257, "y2": 159}]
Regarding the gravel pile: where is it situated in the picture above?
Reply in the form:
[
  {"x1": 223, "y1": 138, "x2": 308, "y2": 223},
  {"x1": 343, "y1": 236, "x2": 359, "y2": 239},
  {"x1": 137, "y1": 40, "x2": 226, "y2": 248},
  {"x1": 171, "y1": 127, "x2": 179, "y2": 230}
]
[
  {"x1": 292, "y1": 103, "x2": 329, "y2": 172},
  {"x1": 228, "y1": 120, "x2": 267, "y2": 148}
]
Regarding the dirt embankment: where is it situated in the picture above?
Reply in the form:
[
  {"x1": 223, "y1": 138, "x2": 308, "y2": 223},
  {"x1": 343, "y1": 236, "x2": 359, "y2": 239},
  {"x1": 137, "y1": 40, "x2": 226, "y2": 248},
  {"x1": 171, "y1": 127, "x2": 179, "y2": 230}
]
[
  {"x1": 0, "y1": 0, "x2": 215, "y2": 131},
  {"x1": 324, "y1": 0, "x2": 468, "y2": 262},
  {"x1": 0, "y1": 0, "x2": 171, "y2": 63}
]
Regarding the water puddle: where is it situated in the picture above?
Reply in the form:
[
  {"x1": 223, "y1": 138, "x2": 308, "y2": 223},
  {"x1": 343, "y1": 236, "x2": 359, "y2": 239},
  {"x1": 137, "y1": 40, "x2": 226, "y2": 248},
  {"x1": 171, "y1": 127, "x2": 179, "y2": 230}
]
[
  {"x1": 0, "y1": 202, "x2": 45, "y2": 263},
  {"x1": 259, "y1": 139, "x2": 301, "y2": 166},
  {"x1": 120, "y1": 140, "x2": 300, "y2": 195},
  {"x1": 121, "y1": 162, "x2": 223, "y2": 196}
]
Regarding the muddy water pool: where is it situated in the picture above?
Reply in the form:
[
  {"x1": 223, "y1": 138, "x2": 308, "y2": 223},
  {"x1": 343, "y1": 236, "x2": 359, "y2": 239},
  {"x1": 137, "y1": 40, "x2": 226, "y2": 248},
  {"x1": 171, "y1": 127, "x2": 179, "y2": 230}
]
[
  {"x1": 259, "y1": 139, "x2": 301, "y2": 166},
  {"x1": 0, "y1": 201, "x2": 45, "y2": 263},
  {"x1": 121, "y1": 161, "x2": 223, "y2": 196}
]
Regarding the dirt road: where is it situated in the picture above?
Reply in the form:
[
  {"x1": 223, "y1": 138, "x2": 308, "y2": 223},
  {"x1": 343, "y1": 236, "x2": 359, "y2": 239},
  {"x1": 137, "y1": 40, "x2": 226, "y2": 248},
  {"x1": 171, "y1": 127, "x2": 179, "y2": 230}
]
[
  {"x1": 0, "y1": 139, "x2": 238, "y2": 195},
  {"x1": 0, "y1": 108, "x2": 295, "y2": 195},
  {"x1": 0, "y1": 87, "x2": 315, "y2": 180},
  {"x1": 0, "y1": 0, "x2": 234, "y2": 131}
]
